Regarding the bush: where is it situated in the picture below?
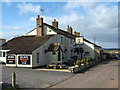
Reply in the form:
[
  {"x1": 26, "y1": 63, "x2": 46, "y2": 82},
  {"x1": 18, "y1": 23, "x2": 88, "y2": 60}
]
[
  {"x1": 85, "y1": 58, "x2": 89, "y2": 63},
  {"x1": 76, "y1": 60, "x2": 81, "y2": 66}
]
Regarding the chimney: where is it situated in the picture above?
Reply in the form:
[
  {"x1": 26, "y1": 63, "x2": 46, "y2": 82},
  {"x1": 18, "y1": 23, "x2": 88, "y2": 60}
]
[
  {"x1": 74, "y1": 31, "x2": 80, "y2": 37},
  {"x1": 67, "y1": 25, "x2": 73, "y2": 34},
  {"x1": 36, "y1": 15, "x2": 43, "y2": 36},
  {"x1": 52, "y1": 19, "x2": 58, "y2": 29}
]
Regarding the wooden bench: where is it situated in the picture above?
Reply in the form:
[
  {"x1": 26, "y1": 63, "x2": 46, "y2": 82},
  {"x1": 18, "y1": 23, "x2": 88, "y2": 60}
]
[{"x1": 47, "y1": 64, "x2": 66, "y2": 69}]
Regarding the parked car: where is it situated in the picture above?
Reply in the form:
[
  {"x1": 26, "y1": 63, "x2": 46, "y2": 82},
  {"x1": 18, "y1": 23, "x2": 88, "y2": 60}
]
[
  {"x1": 110, "y1": 54, "x2": 117, "y2": 59},
  {"x1": 116, "y1": 55, "x2": 120, "y2": 60}
]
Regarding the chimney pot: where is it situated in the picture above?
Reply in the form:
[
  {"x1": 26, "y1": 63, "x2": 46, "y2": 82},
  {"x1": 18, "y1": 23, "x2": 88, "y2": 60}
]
[
  {"x1": 52, "y1": 19, "x2": 58, "y2": 29},
  {"x1": 67, "y1": 25, "x2": 73, "y2": 34},
  {"x1": 54, "y1": 19, "x2": 56, "y2": 21},
  {"x1": 38, "y1": 15, "x2": 40, "y2": 18},
  {"x1": 74, "y1": 31, "x2": 80, "y2": 37},
  {"x1": 36, "y1": 16, "x2": 43, "y2": 36}
]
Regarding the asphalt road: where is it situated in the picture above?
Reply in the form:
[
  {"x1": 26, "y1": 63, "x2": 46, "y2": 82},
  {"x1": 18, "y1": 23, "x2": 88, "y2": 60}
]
[
  {"x1": 2, "y1": 65, "x2": 74, "y2": 88},
  {"x1": 50, "y1": 59, "x2": 119, "y2": 88}
]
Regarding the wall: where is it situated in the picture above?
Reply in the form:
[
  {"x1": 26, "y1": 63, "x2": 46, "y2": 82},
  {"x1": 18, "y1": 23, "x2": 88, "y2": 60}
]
[
  {"x1": 25, "y1": 25, "x2": 57, "y2": 36},
  {"x1": 32, "y1": 34, "x2": 58, "y2": 67},
  {"x1": 43, "y1": 25, "x2": 57, "y2": 35},
  {"x1": 32, "y1": 34, "x2": 74, "y2": 67},
  {"x1": 0, "y1": 50, "x2": 9, "y2": 63},
  {"x1": 75, "y1": 37, "x2": 95, "y2": 59},
  {"x1": 82, "y1": 41, "x2": 95, "y2": 59}
]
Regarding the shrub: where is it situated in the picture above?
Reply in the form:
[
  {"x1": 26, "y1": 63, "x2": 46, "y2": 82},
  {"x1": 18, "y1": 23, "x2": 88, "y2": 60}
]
[
  {"x1": 86, "y1": 58, "x2": 89, "y2": 63},
  {"x1": 76, "y1": 60, "x2": 81, "y2": 66}
]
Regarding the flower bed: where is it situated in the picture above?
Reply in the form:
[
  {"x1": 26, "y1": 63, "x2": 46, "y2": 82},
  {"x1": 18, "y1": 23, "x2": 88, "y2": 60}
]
[{"x1": 69, "y1": 58, "x2": 100, "y2": 73}]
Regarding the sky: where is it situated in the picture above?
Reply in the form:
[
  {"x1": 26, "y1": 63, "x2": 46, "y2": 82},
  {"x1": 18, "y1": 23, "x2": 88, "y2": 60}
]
[{"x1": 1, "y1": 1, "x2": 118, "y2": 48}]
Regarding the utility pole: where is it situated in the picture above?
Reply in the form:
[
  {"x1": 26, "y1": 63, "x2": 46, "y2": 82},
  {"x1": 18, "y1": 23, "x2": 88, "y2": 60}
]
[
  {"x1": 94, "y1": 37, "x2": 96, "y2": 44},
  {"x1": 94, "y1": 37, "x2": 96, "y2": 60}
]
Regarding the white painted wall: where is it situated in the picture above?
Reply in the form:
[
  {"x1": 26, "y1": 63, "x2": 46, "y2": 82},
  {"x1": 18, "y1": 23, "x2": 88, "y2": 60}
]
[
  {"x1": 25, "y1": 25, "x2": 57, "y2": 36},
  {"x1": 0, "y1": 50, "x2": 9, "y2": 63},
  {"x1": 43, "y1": 25, "x2": 57, "y2": 35},
  {"x1": 75, "y1": 37, "x2": 95, "y2": 59},
  {"x1": 32, "y1": 34, "x2": 74, "y2": 67},
  {"x1": 32, "y1": 34, "x2": 59, "y2": 67},
  {"x1": 82, "y1": 41, "x2": 95, "y2": 58}
]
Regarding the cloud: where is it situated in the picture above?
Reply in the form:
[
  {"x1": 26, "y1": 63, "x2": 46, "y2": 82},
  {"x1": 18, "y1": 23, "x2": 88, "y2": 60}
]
[
  {"x1": 61, "y1": 2, "x2": 118, "y2": 48},
  {"x1": 4, "y1": 0, "x2": 12, "y2": 6},
  {"x1": 63, "y1": 2, "x2": 98, "y2": 10},
  {"x1": 29, "y1": 16, "x2": 54, "y2": 25},
  {"x1": 1, "y1": 25, "x2": 22, "y2": 30},
  {"x1": 0, "y1": 25, "x2": 26, "y2": 39},
  {"x1": 17, "y1": 3, "x2": 41, "y2": 15}
]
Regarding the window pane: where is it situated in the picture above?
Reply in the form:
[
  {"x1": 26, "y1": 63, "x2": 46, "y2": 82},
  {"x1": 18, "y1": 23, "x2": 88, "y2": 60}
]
[
  {"x1": 37, "y1": 53, "x2": 39, "y2": 63},
  {"x1": 0, "y1": 51, "x2": 2, "y2": 57},
  {"x1": 61, "y1": 37, "x2": 63, "y2": 44},
  {"x1": 3, "y1": 52, "x2": 5, "y2": 57}
]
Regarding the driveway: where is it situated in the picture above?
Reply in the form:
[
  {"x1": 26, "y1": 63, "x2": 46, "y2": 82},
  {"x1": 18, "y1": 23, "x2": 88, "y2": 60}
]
[{"x1": 2, "y1": 65, "x2": 74, "y2": 88}]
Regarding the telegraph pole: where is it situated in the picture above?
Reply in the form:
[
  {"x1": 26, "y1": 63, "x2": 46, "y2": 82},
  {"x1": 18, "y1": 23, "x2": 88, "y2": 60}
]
[{"x1": 94, "y1": 37, "x2": 96, "y2": 44}]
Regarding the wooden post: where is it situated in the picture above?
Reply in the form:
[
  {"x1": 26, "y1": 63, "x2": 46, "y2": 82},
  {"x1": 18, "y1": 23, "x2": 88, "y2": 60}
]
[{"x1": 12, "y1": 72, "x2": 16, "y2": 88}]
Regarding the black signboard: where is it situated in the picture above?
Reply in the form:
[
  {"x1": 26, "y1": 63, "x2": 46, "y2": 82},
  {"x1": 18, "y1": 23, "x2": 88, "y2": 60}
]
[
  {"x1": 18, "y1": 56, "x2": 30, "y2": 65},
  {"x1": 6, "y1": 56, "x2": 15, "y2": 64}
]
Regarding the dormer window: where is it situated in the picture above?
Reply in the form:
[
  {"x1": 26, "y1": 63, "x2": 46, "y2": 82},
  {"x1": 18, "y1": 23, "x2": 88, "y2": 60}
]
[{"x1": 48, "y1": 30, "x2": 51, "y2": 32}]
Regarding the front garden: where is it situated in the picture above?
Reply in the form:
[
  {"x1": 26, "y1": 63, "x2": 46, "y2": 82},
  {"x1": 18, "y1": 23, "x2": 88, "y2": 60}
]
[
  {"x1": 69, "y1": 58, "x2": 101, "y2": 73},
  {"x1": 46, "y1": 58, "x2": 101, "y2": 73}
]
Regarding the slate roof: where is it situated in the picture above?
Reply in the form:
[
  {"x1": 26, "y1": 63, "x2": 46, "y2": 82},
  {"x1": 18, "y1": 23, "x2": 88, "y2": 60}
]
[
  {"x1": 1, "y1": 35, "x2": 54, "y2": 54},
  {"x1": 44, "y1": 23, "x2": 76, "y2": 39},
  {"x1": 83, "y1": 38, "x2": 101, "y2": 48}
]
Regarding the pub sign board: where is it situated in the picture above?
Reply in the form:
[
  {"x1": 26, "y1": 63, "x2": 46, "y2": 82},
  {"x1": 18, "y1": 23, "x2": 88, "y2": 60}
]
[
  {"x1": 6, "y1": 56, "x2": 15, "y2": 64},
  {"x1": 18, "y1": 56, "x2": 30, "y2": 65}
]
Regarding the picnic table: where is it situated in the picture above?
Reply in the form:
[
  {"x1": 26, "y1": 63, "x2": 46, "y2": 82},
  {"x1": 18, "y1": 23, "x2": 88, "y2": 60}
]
[{"x1": 47, "y1": 64, "x2": 66, "y2": 69}]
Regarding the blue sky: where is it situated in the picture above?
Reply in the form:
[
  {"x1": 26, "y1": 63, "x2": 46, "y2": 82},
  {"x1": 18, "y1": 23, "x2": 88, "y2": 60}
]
[{"x1": 1, "y1": 1, "x2": 118, "y2": 48}]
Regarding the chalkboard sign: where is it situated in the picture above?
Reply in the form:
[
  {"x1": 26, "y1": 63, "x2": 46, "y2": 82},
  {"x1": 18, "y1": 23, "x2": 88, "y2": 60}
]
[
  {"x1": 6, "y1": 56, "x2": 15, "y2": 64},
  {"x1": 18, "y1": 56, "x2": 30, "y2": 65}
]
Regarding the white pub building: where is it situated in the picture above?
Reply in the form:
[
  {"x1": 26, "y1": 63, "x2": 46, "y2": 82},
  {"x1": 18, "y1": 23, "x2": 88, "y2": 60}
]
[{"x1": 1, "y1": 15, "x2": 101, "y2": 67}]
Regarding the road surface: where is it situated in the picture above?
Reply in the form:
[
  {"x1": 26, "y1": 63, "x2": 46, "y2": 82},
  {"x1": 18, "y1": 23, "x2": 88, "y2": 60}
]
[
  {"x1": 2, "y1": 65, "x2": 74, "y2": 88},
  {"x1": 50, "y1": 59, "x2": 119, "y2": 88}
]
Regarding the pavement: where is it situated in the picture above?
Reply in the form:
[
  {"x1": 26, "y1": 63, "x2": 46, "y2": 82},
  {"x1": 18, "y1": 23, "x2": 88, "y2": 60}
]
[
  {"x1": 50, "y1": 59, "x2": 119, "y2": 88},
  {"x1": 35, "y1": 68, "x2": 69, "y2": 72},
  {"x1": 2, "y1": 65, "x2": 74, "y2": 88}
]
